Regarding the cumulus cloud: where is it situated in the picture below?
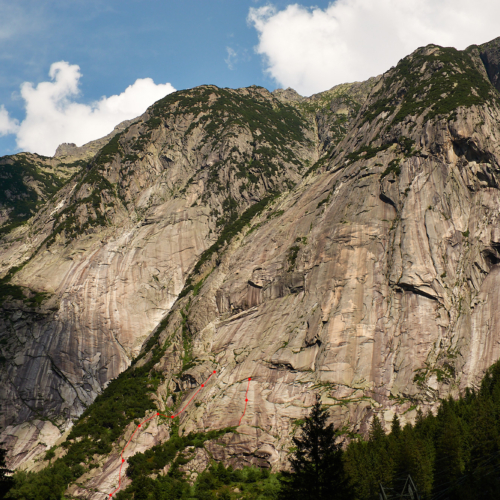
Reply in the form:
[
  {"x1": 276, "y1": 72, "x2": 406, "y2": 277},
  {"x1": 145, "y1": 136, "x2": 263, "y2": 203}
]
[
  {"x1": 248, "y1": 0, "x2": 500, "y2": 96},
  {"x1": 2, "y1": 61, "x2": 176, "y2": 156},
  {"x1": 0, "y1": 105, "x2": 19, "y2": 136}
]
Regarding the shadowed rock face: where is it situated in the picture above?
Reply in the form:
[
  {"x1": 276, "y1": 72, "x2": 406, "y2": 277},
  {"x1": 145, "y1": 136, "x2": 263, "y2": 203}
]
[
  {"x1": 0, "y1": 85, "x2": 319, "y2": 469},
  {"x1": 2, "y1": 38, "x2": 500, "y2": 495},
  {"x1": 0, "y1": 154, "x2": 84, "y2": 233},
  {"x1": 480, "y1": 36, "x2": 500, "y2": 93}
]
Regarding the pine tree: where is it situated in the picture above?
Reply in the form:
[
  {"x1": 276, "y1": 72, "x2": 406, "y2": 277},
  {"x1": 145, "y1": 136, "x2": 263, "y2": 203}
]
[
  {"x1": 394, "y1": 425, "x2": 434, "y2": 498},
  {"x1": 368, "y1": 415, "x2": 385, "y2": 442},
  {"x1": 0, "y1": 447, "x2": 13, "y2": 499},
  {"x1": 344, "y1": 440, "x2": 371, "y2": 500},
  {"x1": 279, "y1": 397, "x2": 352, "y2": 500},
  {"x1": 434, "y1": 404, "x2": 466, "y2": 494},
  {"x1": 390, "y1": 414, "x2": 401, "y2": 438},
  {"x1": 365, "y1": 415, "x2": 395, "y2": 496}
]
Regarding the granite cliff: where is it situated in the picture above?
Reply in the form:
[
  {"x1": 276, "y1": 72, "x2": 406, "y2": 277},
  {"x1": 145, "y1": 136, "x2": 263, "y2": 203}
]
[{"x1": 1, "y1": 37, "x2": 500, "y2": 498}]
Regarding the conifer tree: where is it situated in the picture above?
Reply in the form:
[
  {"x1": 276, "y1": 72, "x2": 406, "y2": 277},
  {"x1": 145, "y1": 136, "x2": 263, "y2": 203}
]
[
  {"x1": 0, "y1": 447, "x2": 13, "y2": 499},
  {"x1": 365, "y1": 416, "x2": 394, "y2": 497},
  {"x1": 390, "y1": 414, "x2": 401, "y2": 438},
  {"x1": 435, "y1": 404, "x2": 465, "y2": 483},
  {"x1": 279, "y1": 397, "x2": 352, "y2": 500},
  {"x1": 344, "y1": 441, "x2": 370, "y2": 500},
  {"x1": 368, "y1": 415, "x2": 385, "y2": 443}
]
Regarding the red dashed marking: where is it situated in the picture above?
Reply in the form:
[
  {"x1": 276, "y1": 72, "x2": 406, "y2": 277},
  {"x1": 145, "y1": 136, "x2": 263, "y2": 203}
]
[
  {"x1": 239, "y1": 377, "x2": 252, "y2": 426},
  {"x1": 108, "y1": 371, "x2": 252, "y2": 498}
]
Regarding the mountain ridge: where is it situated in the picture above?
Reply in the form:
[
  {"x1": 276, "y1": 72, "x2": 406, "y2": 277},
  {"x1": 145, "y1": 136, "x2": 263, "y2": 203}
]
[{"x1": 0, "y1": 37, "x2": 500, "y2": 498}]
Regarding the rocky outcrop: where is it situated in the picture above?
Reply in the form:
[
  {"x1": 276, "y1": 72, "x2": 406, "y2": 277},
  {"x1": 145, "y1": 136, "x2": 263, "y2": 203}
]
[
  {"x1": 2, "y1": 38, "x2": 500, "y2": 497},
  {"x1": 272, "y1": 87, "x2": 305, "y2": 103},
  {"x1": 480, "y1": 36, "x2": 500, "y2": 92},
  {"x1": 53, "y1": 118, "x2": 136, "y2": 162},
  {"x1": 0, "y1": 153, "x2": 85, "y2": 232},
  {"x1": 0, "y1": 85, "x2": 316, "y2": 470}
]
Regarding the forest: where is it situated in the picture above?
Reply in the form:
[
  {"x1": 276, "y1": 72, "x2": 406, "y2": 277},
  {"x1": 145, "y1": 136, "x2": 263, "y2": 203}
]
[{"x1": 1, "y1": 358, "x2": 500, "y2": 499}]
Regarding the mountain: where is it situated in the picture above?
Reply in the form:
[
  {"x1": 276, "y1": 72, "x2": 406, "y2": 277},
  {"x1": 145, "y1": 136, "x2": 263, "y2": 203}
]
[
  {"x1": 1, "y1": 36, "x2": 500, "y2": 498},
  {"x1": 0, "y1": 120, "x2": 134, "y2": 239},
  {"x1": 0, "y1": 154, "x2": 82, "y2": 237}
]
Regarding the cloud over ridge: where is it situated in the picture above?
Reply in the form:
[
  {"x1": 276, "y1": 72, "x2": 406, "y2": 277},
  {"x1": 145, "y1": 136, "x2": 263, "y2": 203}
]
[
  {"x1": 0, "y1": 105, "x2": 19, "y2": 137},
  {"x1": 1, "y1": 61, "x2": 175, "y2": 156},
  {"x1": 249, "y1": 0, "x2": 500, "y2": 96}
]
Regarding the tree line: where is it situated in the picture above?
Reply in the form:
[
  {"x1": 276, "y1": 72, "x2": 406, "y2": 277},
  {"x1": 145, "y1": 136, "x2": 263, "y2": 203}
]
[
  {"x1": 288, "y1": 359, "x2": 500, "y2": 499},
  {"x1": 2, "y1": 360, "x2": 500, "y2": 499}
]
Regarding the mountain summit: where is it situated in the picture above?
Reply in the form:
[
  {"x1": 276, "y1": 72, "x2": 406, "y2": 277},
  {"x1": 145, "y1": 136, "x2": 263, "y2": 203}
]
[{"x1": 1, "y1": 38, "x2": 500, "y2": 498}]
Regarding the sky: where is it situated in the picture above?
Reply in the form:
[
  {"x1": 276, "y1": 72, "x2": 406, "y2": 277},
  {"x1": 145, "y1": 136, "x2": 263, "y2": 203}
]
[{"x1": 0, "y1": 0, "x2": 499, "y2": 157}]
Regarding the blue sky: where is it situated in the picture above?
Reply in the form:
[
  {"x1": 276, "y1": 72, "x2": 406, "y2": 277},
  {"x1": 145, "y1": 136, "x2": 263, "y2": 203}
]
[
  {"x1": 1, "y1": 0, "x2": 499, "y2": 157},
  {"x1": 1, "y1": 0, "x2": 308, "y2": 155}
]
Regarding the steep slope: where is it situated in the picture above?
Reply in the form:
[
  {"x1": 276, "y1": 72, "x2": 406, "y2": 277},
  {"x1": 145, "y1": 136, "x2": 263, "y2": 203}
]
[
  {"x1": 0, "y1": 154, "x2": 84, "y2": 236},
  {"x1": 51, "y1": 42, "x2": 500, "y2": 497},
  {"x1": 480, "y1": 36, "x2": 500, "y2": 92},
  {"x1": 2, "y1": 38, "x2": 500, "y2": 499},
  {"x1": 0, "y1": 119, "x2": 133, "y2": 239},
  {"x1": 0, "y1": 85, "x2": 317, "y2": 469}
]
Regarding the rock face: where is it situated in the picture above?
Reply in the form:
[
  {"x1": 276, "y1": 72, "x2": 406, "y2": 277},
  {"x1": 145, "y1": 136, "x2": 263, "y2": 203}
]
[
  {"x1": 480, "y1": 36, "x2": 500, "y2": 92},
  {"x1": 0, "y1": 86, "x2": 316, "y2": 470},
  {"x1": 1, "y1": 38, "x2": 500, "y2": 496},
  {"x1": 0, "y1": 153, "x2": 84, "y2": 233},
  {"x1": 53, "y1": 118, "x2": 136, "y2": 161}
]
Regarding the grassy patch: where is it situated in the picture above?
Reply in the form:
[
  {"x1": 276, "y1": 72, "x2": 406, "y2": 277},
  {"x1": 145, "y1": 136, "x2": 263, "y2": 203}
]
[{"x1": 380, "y1": 159, "x2": 402, "y2": 179}]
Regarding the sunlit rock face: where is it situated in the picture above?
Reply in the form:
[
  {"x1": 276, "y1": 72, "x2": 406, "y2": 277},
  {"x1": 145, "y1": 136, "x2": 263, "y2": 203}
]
[
  {"x1": 2, "y1": 39, "x2": 500, "y2": 490},
  {"x1": 0, "y1": 85, "x2": 317, "y2": 469}
]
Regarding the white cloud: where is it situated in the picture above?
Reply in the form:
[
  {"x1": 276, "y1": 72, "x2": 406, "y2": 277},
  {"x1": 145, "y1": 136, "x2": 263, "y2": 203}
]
[
  {"x1": 0, "y1": 105, "x2": 19, "y2": 136},
  {"x1": 248, "y1": 0, "x2": 500, "y2": 96},
  {"x1": 2, "y1": 61, "x2": 176, "y2": 156}
]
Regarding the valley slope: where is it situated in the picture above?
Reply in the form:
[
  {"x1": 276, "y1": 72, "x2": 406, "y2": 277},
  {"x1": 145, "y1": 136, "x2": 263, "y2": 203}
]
[{"x1": 1, "y1": 38, "x2": 500, "y2": 499}]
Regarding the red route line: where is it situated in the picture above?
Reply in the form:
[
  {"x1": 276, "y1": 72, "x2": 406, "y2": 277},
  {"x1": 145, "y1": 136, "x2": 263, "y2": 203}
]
[
  {"x1": 108, "y1": 371, "x2": 252, "y2": 498},
  {"x1": 238, "y1": 377, "x2": 252, "y2": 426}
]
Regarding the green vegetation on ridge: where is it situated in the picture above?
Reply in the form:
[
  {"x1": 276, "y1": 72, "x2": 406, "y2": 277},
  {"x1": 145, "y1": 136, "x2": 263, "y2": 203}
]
[
  {"x1": 364, "y1": 45, "x2": 500, "y2": 127},
  {"x1": 149, "y1": 86, "x2": 308, "y2": 148},
  {"x1": 0, "y1": 156, "x2": 85, "y2": 237},
  {"x1": 43, "y1": 159, "x2": 121, "y2": 247},
  {"x1": 148, "y1": 86, "x2": 308, "y2": 197}
]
